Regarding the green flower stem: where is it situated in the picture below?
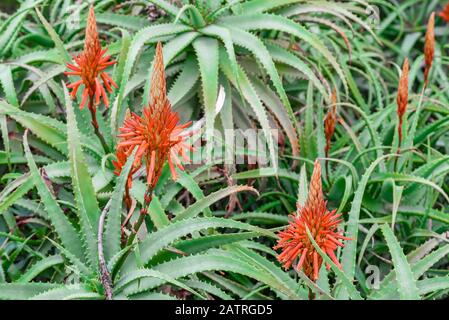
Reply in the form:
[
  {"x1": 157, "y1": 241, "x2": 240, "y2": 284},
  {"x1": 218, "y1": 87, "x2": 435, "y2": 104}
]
[
  {"x1": 88, "y1": 97, "x2": 110, "y2": 154},
  {"x1": 126, "y1": 188, "x2": 153, "y2": 247}
]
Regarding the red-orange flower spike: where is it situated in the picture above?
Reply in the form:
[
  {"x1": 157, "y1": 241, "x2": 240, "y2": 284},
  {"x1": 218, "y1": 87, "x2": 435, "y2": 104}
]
[
  {"x1": 117, "y1": 42, "x2": 193, "y2": 190},
  {"x1": 324, "y1": 89, "x2": 337, "y2": 158},
  {"x1": 273, "y1": 160, "x2": 349, "y2": 281},
  {"x1": 424, "y1": 12, "x2": 435, "y2": 87},
  {"x1": 112, "y1": 145, "x2": 133, "y2": 209},
  {"x1": 65, "y1": 5, "x2": 118, "y2": 109},
  {"x1": 149, "y1": 40, "x2": 167, "y2": 111},
  {"x1": 439, "y1": 2, "x2": 449, "y2": 23},
  {"x1": 397, "y1": 58, "x2": 409, "y2": 148}
]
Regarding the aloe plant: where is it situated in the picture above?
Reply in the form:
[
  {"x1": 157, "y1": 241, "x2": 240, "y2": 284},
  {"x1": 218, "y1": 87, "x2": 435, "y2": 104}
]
[{"x1": 1, "y1": 0, "x2": 449, "y2": 301}]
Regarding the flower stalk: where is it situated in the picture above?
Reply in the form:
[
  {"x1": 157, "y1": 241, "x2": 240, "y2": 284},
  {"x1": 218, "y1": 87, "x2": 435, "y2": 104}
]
[
  {"x1": 125, "y1": 188, "x2": 153, "y2": 248},
  {"x1": 113, "y1": 41, "x2": 193, "y2": 255},
  {"x1": 88, "y1": 97, "x2": 110, "y2": 153}
]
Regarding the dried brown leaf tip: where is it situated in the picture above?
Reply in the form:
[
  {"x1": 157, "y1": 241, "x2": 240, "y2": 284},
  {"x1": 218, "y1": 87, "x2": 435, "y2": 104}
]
[
  {"x1": 324, "y1": 89, "x2": 338, "y2": 158},
  {"x1": 439, "y1": 2, "x2": 449, "y2": 23},
  {"x1": 424, "y1": 12, "x2": 435, "y2": 87},
  {"x1": 397, "y1": 58, "x2": 409, "y2": 148}
]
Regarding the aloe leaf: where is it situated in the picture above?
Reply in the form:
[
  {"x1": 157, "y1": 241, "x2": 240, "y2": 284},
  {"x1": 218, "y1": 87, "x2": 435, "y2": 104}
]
[
  {"x1": 370, "y1": 244, "x2": 449, "y2": 300},
  {"x1": 142, "y1": 31, "x2": 199, "y2": 108},
  {"x1": 122, "y1": 252, "x2": 300, "y2": 299},
  {"x1": 23, "y1": 132, "x2": 84, "y2": 261},
  {"x1": 220, "y1": 14, "x2": 348, "y2": 93},
  {"x1": 417, "y1": 276, "x2": 449, "y2": 297},
  {"x1": 29, "y1": 285, "x2": 101, "y2": 300},
  {"x1": 219, "y1": 48, "x2": 277, "y2": 169},
  {"x1": 115, "y1": 269, "x2": 206, "y2": 299},
  {"x1": 115, "y1": 23, "x2": 192, "y2": 130},
  {"x1": 122, "y1": 217, "x2": 276, "y2": 273},
  {"x1": 18, "y1": 255, "x2": 64, "y2": 283},
  {"x1": 338, "y1": 155, "x2": 392, "y2": 299},
  {"x1": 0, "y1": 174, "x2": 34, "y2": 214},
  {"x1": 183, "y1": 279, "x2": 232, "y2": 300},
  {"x1": 35, "y1": 8, "x2": 70, "y2": 63},
  {"x1": 0, "y1": 283, "x2": 61, "y2": 300},
  {"x1": 103, "y1": 150, "x2": 136, "y2": 262},
  {"x1": 193, "y1": 36, "x2": 219, "y2": 160},
  {"x1": 305, "y1": 226, "x2": 362, "y2": 300},
  {"x1": 168, "y1": 54, "x2": 200, "y2": 107},
  {"x1": 173, "y1": 185, "x2": 258, "y2": 221},
  {"x1": 380, "y1": 224, "x2": 420, "y2": 300}
]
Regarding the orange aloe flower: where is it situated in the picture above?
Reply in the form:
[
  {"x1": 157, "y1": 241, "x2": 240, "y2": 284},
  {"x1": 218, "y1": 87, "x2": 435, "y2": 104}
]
[
  {"x1": 112, "y1": 144, "x2": 134, "y2": 209},
  {"x1": 439, "y1": 2, "x2": 449, "y2": 23},
  {"x1": 65, "y1": 5, "x2": 117, "y2": 109},
  {"x1": 424, "y1": 12, "x2": 435, "y2": 87},
  {"x1": 324, "y1": 89, "x2": 338, "y2": 158},
  {"x1": 397, "y1": 58, "x2": 409, "y2": 148},
  {"x1": 116, "y1": 42, "x2": 193, "y2": 191},
  {"x1": 274, "y1": 160, "x2": 349, "y2": 281}
]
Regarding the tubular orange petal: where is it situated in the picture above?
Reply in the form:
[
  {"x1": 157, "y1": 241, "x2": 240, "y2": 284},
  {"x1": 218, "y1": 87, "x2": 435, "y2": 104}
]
[
  {"x1": 296, "y1": 249, "x2": 307, "y2": 271},
  {"x1": 80, "y1": 89, "x2": 89, "y2": 109}
]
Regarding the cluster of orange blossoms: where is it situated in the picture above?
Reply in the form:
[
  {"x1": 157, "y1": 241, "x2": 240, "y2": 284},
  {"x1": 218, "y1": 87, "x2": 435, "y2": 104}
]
[
  {"x1": 439, "y1": 2, "x2": 449, "y2": 22},
  {"x1": 65, "y1": 6, "x2": 117, "y2": 110},
  {"x1": 112, "y1": 42, "x2": 193, "y2": 204},
  {"x1": 396, "y1": 12, "x2": 435, "y2": 150},
  {"x1": 65, "y1": 6, "x2": 193, "y2": 207},
  {"x1": 274, "y1": 160, "x2": 350, "y2": 281}
]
